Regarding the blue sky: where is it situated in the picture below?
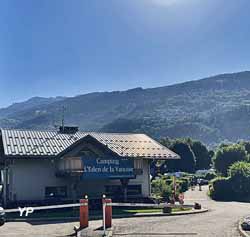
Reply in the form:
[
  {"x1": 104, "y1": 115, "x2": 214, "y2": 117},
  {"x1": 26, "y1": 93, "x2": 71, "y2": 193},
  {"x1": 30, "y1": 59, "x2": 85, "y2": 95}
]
[{"x1": 1, "y1": 0, "x2": 250, "y2": 107}]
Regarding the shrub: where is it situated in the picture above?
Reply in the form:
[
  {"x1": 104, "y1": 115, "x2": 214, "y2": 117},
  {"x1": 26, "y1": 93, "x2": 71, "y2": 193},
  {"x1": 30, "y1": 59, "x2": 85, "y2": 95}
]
[
  {"x1": 210, "y1": 177, "x2": 232, "y2": 201},
  {"x1": 151, "y1": 179, "x2": 172, "y2": 200},
  {"x1": 177, "y1": 178, "x2": 189, "y2": 193},
  {"x1": 210, "y1": 161, "x2": 250, "y2": 201},
  {"x1": 165, "y1": 178, "x2": 173, "y2": 185},
  {"x1": 228, "y1": 161, "x2": 250, "y2": 198}
]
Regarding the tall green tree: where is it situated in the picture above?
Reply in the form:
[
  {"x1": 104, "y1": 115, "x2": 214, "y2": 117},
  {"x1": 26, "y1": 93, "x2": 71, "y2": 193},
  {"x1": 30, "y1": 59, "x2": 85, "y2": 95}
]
[
  {"x1": 189, "y1": 140, "x2": 212, "y2": 170},
  {"x1": 164, "y1": 139, "x2": 196, "y2": 173},
  {"x1": 214, "y1": 144, "x2": 248, "y2": 176}
]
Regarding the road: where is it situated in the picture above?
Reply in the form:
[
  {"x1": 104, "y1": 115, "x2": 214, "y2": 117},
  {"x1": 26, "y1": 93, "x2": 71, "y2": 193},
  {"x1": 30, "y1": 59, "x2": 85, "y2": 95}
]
[
  {"x1": 112, "y1": 186, "x2": 250, "y2": 237},
  {"x1": 0, "y1": 186, "x2": 249, "y2": 236},
  {"x1": 0, "y1": 219, "x2": 79, "y2": 236}
]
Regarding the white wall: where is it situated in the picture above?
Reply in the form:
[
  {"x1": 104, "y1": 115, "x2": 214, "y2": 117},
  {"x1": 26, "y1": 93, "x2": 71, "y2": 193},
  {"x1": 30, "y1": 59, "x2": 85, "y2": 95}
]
[
  {"x1": 9, "y1": 159, "x2": 70, "y2": 201},
  {"x1": 8, "y1": 158, "x2": 150, "y2": 202}
]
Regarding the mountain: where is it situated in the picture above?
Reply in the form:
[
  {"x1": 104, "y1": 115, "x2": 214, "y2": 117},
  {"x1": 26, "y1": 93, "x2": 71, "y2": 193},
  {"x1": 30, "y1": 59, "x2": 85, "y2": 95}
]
[
  {"x1": 0, "y1": 96, "x2": 65, "y2": 118},
  {"x1": 1, "y1": 71, "x2": 250, "y2": 146},
  {"x1": 0, "y1": 96, "x2": 65, "y2": 127}
]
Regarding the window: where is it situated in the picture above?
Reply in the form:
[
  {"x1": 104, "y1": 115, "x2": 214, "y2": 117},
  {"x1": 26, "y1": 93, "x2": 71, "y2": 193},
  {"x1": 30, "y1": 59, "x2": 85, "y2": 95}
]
[
  {"x1": 105, "y1": 185, "x2": 122, "y2": 196},
  {"x1": 58, "y1": 157, "x2": 82, "y2": 171},
  {"x1": 134, "y1": 159, "x2": 143, "y2": 175},
  {"x1": 134, "y1": 159, "x2": 143, "y2": 169},
  {"x1": 45, "y1": 186, "x2": 67, "y2": 198},
  {"x1": 127, "y1": 185, "x2": 142, "y2": 196}
]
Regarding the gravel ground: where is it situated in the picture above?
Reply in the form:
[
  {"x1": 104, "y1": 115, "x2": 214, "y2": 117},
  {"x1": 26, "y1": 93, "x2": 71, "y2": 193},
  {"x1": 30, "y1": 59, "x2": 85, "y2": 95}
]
[{"x1": 0, "y1": 186, "x2": 249, "y2": 237}]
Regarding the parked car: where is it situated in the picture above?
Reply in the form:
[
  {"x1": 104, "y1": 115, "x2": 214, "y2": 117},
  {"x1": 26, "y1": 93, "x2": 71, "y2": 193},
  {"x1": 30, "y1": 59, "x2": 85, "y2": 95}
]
[
  {"x1": 241, "y1": 217, "x2": 250, "y2": 231},
  {"x1": 0, "y1": 207, "x2": 5, "y2": 226},
  {"x1": 197, "y1": 178, "x2": 209, "y2": 186}
]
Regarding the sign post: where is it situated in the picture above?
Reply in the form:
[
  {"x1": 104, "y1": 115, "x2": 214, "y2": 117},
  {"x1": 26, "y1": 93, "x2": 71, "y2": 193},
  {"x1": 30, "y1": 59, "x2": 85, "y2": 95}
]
[
  {"x1": 102, "y1": 195, "x2": 112, "y2": 236},
  {"x1": 178, "y1": 193, "x2": 184, "y2": 206},
  {"x1": 173, "y1": 175, "x2": 176, "y2": 203},
  {"x1": 79, "y1": 196, "x2": 88, "y2": 229},
  {"x1": 103, "y1": 197, "x2": 106, "y2": 236}
]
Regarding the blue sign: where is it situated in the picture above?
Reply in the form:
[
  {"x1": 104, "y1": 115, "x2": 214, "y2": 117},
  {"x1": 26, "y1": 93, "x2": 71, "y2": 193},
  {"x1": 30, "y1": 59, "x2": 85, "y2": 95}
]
[{"x1": 81, "y1": 156, "x2": 135, "y2": 179}]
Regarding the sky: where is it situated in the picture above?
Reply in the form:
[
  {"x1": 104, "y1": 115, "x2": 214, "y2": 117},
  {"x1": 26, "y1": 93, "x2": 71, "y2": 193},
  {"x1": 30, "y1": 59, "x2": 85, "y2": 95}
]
[{"x1": 1, "y1": 0, "x2": 250, "y2": 107}]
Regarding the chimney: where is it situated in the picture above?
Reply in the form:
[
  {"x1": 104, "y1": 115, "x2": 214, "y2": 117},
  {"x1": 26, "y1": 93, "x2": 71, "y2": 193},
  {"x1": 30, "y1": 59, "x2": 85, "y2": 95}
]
[{"x1": 59, "y1": 125, "x2": 79, "y2": 134}]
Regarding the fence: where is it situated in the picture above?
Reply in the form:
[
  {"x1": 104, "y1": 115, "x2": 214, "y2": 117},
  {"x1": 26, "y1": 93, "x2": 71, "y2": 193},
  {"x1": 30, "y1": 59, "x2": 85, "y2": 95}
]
[
  {"x1": 2, "y1": 196, "x2": 199, "y2": 237},
  {"x1": 3, "y1": 197, "x2": 89, "y2": 230}
]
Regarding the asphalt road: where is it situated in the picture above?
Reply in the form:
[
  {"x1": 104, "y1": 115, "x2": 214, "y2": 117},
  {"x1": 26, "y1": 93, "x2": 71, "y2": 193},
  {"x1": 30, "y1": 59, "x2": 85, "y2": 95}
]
[
  {"x1": 0, "y1": 186, "x2": 249, "y2": 237},
  {"x1": 0, "y1": 219, "x2": 79, "y2": 236},
  {"x1": 112, "y1": 186, "x2": 250, "y2": 237}
]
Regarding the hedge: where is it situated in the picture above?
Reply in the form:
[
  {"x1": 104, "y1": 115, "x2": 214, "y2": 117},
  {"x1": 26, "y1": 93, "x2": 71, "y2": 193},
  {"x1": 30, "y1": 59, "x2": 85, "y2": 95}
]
[
  {"x1": 209, "y1": 177, "x2": 232, "y2": 201},
  {"x1": 210, "y1": 161, "x2": 250, "y2": 201}
]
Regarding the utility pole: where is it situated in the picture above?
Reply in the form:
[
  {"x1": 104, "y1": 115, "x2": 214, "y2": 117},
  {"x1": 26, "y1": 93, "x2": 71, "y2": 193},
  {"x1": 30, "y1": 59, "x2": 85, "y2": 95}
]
[{"x1": 62, "y1": 106, "x2": 66, "y2": 131}]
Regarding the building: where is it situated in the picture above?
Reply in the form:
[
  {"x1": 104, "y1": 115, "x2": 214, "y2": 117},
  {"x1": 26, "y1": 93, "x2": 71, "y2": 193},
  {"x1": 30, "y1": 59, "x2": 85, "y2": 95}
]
[{"x1": 0, "y1": 127, "x2": 180, "y2": 207}]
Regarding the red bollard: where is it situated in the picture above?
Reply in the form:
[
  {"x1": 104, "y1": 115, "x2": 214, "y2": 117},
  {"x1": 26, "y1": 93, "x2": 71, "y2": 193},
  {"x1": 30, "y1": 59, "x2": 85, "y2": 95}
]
[
  {"x1": 103, "y1": 198, "x2": 112, "y2": 228},
  {"x1": 80, "y1": 197, "x2": 88, "y2": 229}
]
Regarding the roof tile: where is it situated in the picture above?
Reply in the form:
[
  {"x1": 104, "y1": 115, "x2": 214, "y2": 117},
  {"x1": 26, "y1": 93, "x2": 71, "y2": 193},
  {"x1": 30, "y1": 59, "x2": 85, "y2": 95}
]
[{"x1": 0, "y1": 128, "x2": 180, "y2": 160}]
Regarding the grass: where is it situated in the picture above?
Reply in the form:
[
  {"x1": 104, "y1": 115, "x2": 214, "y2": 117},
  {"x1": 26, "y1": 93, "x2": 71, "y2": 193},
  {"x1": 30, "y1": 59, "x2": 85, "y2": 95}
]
[
  {"x1": 172, "y1": 207, "x2": 191, "y2": 212},
  {"x1": 124, "y1": 208, "x2": 162, "y2": 214},
  {"x1": 125, "y1": 207, "x2": 191, "y2": 213}
]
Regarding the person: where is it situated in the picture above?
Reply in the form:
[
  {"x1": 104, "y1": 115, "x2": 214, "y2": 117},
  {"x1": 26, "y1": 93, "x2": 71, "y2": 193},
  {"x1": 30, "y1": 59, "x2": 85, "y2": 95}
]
[
  {"x1": 190, "y1": 177, "x2": 195, "y2": 191},
  {"x1": 198, "y1": 179, "x2": 202, "y2": 191}
]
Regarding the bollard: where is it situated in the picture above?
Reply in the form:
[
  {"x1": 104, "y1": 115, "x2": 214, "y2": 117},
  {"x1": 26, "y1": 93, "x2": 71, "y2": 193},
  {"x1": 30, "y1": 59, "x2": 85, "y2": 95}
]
[
  {"x1": 103, "y1": 198, "x2": 112, "y2": 229},
  {"x1": 80, "y1": 196, "x2": 88, "y2": 229}
]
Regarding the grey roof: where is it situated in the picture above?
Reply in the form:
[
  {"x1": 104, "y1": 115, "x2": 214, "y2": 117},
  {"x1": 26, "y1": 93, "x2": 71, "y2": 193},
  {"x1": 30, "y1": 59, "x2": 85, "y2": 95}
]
[{"x1": 0, "y1": 128, "x2": 180, "y2": 160}]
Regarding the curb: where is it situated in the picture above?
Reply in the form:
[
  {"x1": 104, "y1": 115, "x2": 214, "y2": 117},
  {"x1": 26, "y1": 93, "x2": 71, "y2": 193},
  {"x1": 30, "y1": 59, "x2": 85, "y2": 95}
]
[
  {"x1": 6, "y1": 208, "x2": 208, "y2": 222},
  {"x1": 77, "y1": 227, "x2": 113, "y2": 237},
  {"x1": 238, "y1": 219, "x2": 250, "y2": 237},
  {"x1": 110, "y1": 208, "x2": 209, "y2": 220}
]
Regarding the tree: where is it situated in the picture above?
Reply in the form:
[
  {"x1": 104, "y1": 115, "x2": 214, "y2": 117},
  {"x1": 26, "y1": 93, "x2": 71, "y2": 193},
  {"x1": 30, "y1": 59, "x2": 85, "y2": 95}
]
[
  {"x1": 228, "y1": 161, "x2": 250, "y2": 197},
  {"x1": 208, "y1": 150, "x2": 214, "y2": 160},
  {"x1": 165, "y1": 139, "x2": 196, "y2": 173},
  {"x1": 213, "y1": 144, "x2": 248, "y2": 176},
  {"x1": 238, "y1": 141, "x2": 250, "y2": 155},
  {"x1": 151, "y1": 178, "x2": 172, "y2": 199},
  {"x1": 188, "y1": 140, "x2": 212, "y2": 170}
]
